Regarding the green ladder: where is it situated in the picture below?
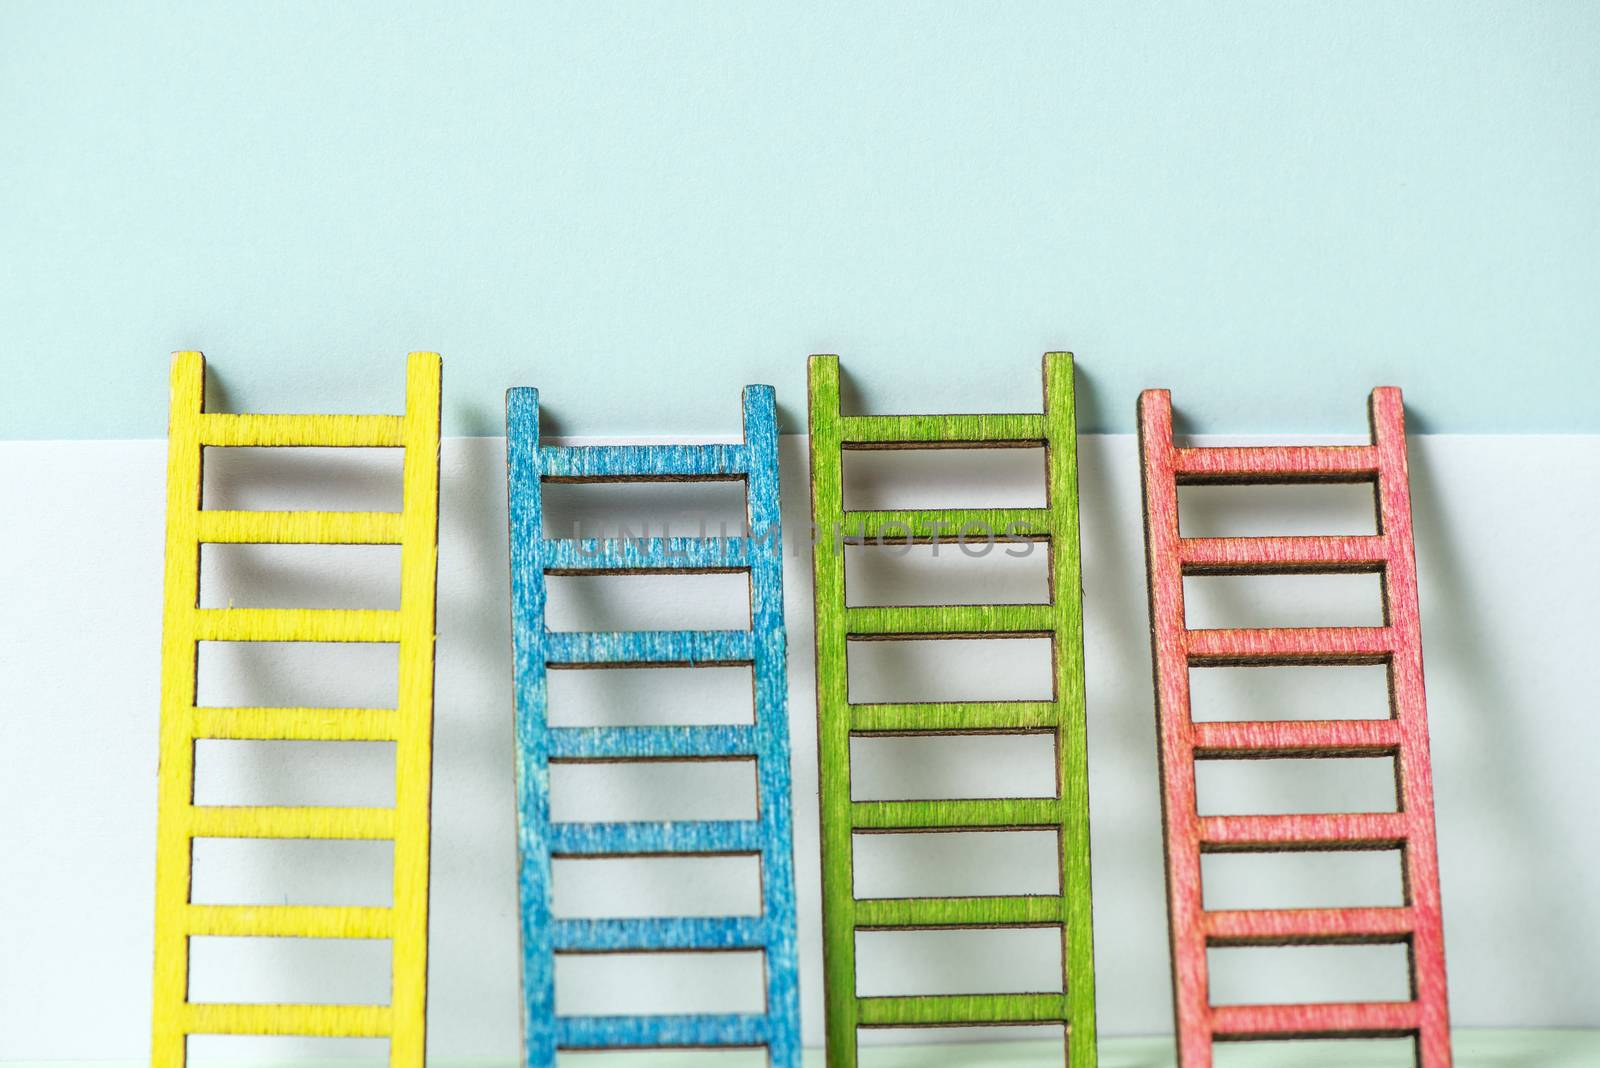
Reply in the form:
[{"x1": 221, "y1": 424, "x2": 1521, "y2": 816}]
[{"x1": 807, "y1": 353, "x2": 1098, "y2": 1066}]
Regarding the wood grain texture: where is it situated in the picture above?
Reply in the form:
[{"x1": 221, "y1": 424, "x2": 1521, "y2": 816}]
[
  {"x1": 1136, "y1": 387, "x2": 1451, "y2": 1066},
  {"x1": 505, "y1": 385, "x2": 801, "y2": 1067},
  {"x1": 807, "y1": 354, "x2": 1097, "y2": 1067},
  {"x1": 150, "y1": 351, "x2": 442, "y2": 1064}
]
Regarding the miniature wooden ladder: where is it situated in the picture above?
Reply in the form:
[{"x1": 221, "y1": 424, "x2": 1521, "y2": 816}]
[
  {"x1": 1137, "y1": 387, "x2": 1451, "y2": 1066},
  {"x1": 150, "y1": 352, "x2": 442, "y2": 1065},
  {"x1": 808, "y1": 354, "x2": 1098, "y2": 1067},
  {"x1": 505, "y1": 385, "x2": 801, "y2": 1067}
]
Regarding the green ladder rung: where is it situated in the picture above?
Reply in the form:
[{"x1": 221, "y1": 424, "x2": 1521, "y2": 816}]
[
  {"x1": 848, "y1": 702, "x2": 1060, "y2": 734},
  {"x1": 857, "y1": 994, "x2": 1071, "y2": 1028},
  {"x1": 854, "y1": 896, "x2": 1069, "y2": 929},
  {"x1": 844, "y1": 603, "x2": 1056, "y2": 637},
  {"x1": 852, "y1": 798, "x2": 1064, "y2": 832},
  {"x1": 837, "y1": 508, "x2": 1053, "y2": 541},
  {"x1": 839, "y1": 413, "x2": 1047, "y2": 446}
]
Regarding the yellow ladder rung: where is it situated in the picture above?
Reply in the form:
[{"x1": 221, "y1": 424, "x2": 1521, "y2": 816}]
[
  {"x1": 185, "y1": 805, "x2": 396, "y2": 840},
  {"x1": 194, "y1": 510, "x2": 404, "y2": 545},
  {"x1": 192, "y1": 706, "x2": 400, "y2": 742},
  {"x1": 198, "y1": 412, "x2": 407, "y2": 448},
  {"x1": 181, "y1": 1001, "x2": 393, "y2": 1037},
  {"x1": 186, "y1": 904, "x2": 394, "y2": 939},
  {"x1": 193, "y1": 607, "x2": 403, "y2": 643}
]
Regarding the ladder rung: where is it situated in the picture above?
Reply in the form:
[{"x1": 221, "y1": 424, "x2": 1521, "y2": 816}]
[
  {"x1": 1210, "y1": 1000, "x2": 1422, "y2": 1041},
  {"x1": 1192, "y1": 719, "x2": 1402, "y2": 759},
  {"x1": 539, "y1": 444, "x2": 749, "y2": 481},
  {"x1": 854, "y1": 895, "x2": 1067, "y2": 929},
  {"x1": 198, "y1": 413, "x2": 406, "y2": 449},
  {"x1": 547, "y1": 724, "x2": 759, "y2": 761},
  {"x1": 556, "y1": 1013, "x2": 770, "y2": 1049},
  {"x1": 194, "y1": 510, "x2": 403, "y2": 545},
  {"x1": 193, "y1": 607, "x2": 403, "y2": 643},
  {"x1": 853, "y1": 798, "x2": 1060, "y2": 832},
  {"x1": 548, "y1": 819, "x2": 764, "y2": 856},
  {"x1": 1179, "y1": 535, "x2": 1388, "y2": 574},
  {"x1": 1172, "y1": 444, "x2": 1380, "y2": 483},
  {"x1": 542, "y1": 537, "x2": 751, "y2": 573},
  {"x1": 180, "y1": 1001, "x2": 392, "y2": 1036},
  {"x1": 849, "y1": 702, "x2": 1059, "y2": 734},
  {"x1": 552, "y1": 915, "x2": 769, "y2": 952},
  {"x1": 1198, "y1": 812, "x2": 1408, "y2": 853},
  {"x1": 839, "y1": 413, "x2": 1046, "y2": 447},
  {"x1": 186, "y1": 805, "x2": 396, "y2": 840},
  {"x1": 192, "y1": 707, "x2": 400, "y2": 742},
  {"x1": 856, "y1": 993, "x2": 1067, "y2": 1027},
  {"x1": 1204, "y1": 906, "x2": 1414, "y2": 947},
  {"x1": 544, "y1": 629, "x2": 755, "y2": 667},
  {"x1": 838, "y1": 508, "x2": 1052, "y2": 542},
  {"x1": 185, "y1": 904, "x2": 393, "y2": 939},
  {"x1": 845, "y1": 603, "x2": 1054, "y2": 638},
  {"x1": 1186, "y1": 626, "x2": 1392, "y2": 665}
]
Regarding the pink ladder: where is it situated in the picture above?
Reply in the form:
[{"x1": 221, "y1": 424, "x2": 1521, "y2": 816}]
[{"x1": 1137, "y1": 387, "x2": 1452, "y2": 1066}]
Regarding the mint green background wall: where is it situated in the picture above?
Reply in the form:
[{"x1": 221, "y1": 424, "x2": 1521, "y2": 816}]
[{"x1": 3, "y1": 1, "x2": 1596, "y2": 438}]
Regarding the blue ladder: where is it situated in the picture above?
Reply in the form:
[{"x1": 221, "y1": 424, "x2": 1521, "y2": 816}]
[{"x1": 506, "y1": 385, "x2": 800, "y2": 1066}]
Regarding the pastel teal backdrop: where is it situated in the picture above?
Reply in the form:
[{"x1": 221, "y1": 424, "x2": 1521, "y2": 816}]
[{"x1": 2, "y1": 1, "x2": 1596, "y2": 438}]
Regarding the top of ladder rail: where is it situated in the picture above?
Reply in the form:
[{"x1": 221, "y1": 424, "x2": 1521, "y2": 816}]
[
  {"x1": 508, "y1": 385, "x2": 774, "y2": 483},
  {"x1": 171, "y1": 349, "x2": 435, "y2": 553},
  {"x1": 175, "y1": 350, "x2": 438, "y2": 450},
  {"x1": 811, "y1": 353, "x2": 1076, "y2": 451},
  {"x1": 1141, "y1": 386, "x2": 1403, "y2": 485}
]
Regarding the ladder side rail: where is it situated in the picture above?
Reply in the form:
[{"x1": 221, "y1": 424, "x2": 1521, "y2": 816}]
[
  {"x1": 807, "y1": 356, "x2": 859, "y2": 1067},
  {"x1": 1370, "y1": 388, "x2": 1453, "y2": 1067},
  {"x1": 1138, "y1": 389, "x2": 1214, "y2": 1067},
  {"x1": 152, "y1": 352, "x2": 206, "y2": 1066},
  {"x1": 507, "y1": 387, "x2": 558, "y2": 1067},
  {"x1": 1044, "y1": 353, "x2": 1097, "y2": 1065},
  {"x1": 743, "y1": 384, "x2": 803, "y2": 1067},
  {"x1": 390, "y1": 353, "x2": 441, "y2": 1068}
]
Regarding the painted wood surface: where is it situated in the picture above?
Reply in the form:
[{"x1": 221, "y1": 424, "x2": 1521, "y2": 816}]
[
  {"x1": 807, "y1": 354, "x2": 1097, "y2": 1067},
  {"x1": 1136, "y1": 387, "x2": 1452, "y2": 1066},
  {"x1": 150, "y1": 352, "x2": 442, "y2": 1064},
  {"x1": 505, "y1": 385, "x2": 801, "y2": 1066}
]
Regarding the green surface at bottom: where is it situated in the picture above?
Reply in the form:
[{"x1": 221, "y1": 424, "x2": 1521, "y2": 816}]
[{"x1": 33, "y1": 1032, "x2": 1599, "y2": 1068}]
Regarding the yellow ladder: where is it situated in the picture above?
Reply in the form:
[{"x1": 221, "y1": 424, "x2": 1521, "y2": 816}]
[{"x1": 150, "y1": 351, "x2": 441, "y2": 1065}]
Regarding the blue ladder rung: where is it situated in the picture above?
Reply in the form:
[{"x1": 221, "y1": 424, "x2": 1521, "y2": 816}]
[
  {"x1": 552, "y1": 915, "x2": 769, "y2": 952},
  {"x1": 549, "y1": 819, "x2": 765, "y2": 856},
  {"x1": 543, "y1": 536, "x2": 752, "y2": 573},
  {"x1": 557, "y1": 1012, "x2": 772, "y2": 1049},
  {"x1": 540, "y1": 444, "x2": 750, "y2": 481},
  {"x1": 548, "y1": 724, "x2": 759, "y2": 761},
  {"x1": 544, "y1": 629, "x2": 756, "y2": 666}
]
